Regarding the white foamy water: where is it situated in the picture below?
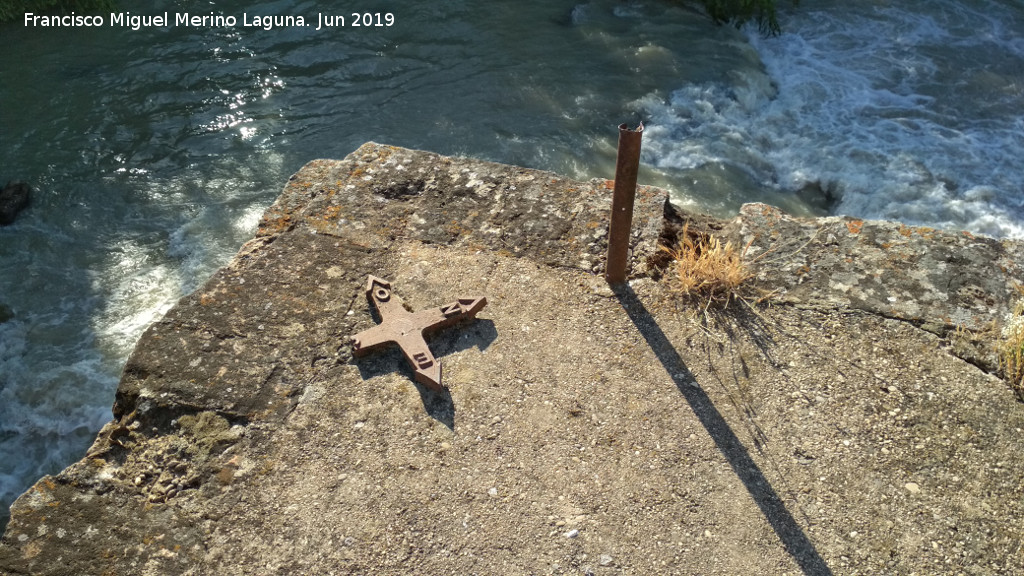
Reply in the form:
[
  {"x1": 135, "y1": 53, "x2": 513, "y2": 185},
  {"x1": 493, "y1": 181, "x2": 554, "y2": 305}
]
[
  {"x1": 0, "y1": 157, "x2": 278, "y2": 521},
  {"x1": 640, "y1": 0, "x2": 1024, "y2": 237}
]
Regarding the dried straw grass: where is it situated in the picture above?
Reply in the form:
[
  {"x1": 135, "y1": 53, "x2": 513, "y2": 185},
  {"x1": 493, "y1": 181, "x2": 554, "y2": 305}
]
[
  {"x1": 661, "y1": 223, "x2": 753, "y2": 308},
  {"x1": 998, "y1": 289, "x2": 1024, "y2": 402}
]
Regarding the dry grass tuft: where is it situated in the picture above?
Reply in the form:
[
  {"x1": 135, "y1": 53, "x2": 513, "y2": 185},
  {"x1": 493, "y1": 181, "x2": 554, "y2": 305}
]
[
  {"x1": 661, "y1": 223, "x2": 753, "y2": 308},
  {"x1": 998, "y1": 289, "x2": 1024, "y2": 402}
]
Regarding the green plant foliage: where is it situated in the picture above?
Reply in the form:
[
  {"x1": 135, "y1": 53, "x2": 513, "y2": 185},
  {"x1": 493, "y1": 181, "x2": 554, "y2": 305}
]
[{"x1": 0, "y1": 0, "x2": 114, "y2": 23}]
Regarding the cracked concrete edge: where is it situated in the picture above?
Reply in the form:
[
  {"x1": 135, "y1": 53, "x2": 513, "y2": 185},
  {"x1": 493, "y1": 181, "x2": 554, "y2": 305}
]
[{"x1": 711, "y1": 202, "x2": 1024, "y2": 377}]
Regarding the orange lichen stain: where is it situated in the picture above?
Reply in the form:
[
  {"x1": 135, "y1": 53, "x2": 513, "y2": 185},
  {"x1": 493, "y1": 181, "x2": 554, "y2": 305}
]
[
  {"x1": 603, "y1": 179, "x2": 615, "y2": 190},
  {"x1": 322, "y1": 205, "x2": 342, "y2": 221},
  {"x1": 758, "y1": 205, "x2": 784, "y2": 225},
  {"x1": 258, "y1": 212, "x2": 293, "y2": 236},
  {"x1": 914, "y1": 226, "x2": 936, "y2": 239},
  {"x1": 962, "y1": 230, "x2": 975, "y2": 239},
  {"x1": 898, "y1": 224, "x2": 913, "y2": 237},
  {"x1": 374, "y1": 147, "x2": 395, "y2": 163},
  {"x1": 446, "y1": 221, "x2": 471, "y2": 237},
  {"x1": 199, "y1": 293, "x2": 215, "y2": 306},
  {"x1": 846, "y1": 220, "x2": 865, "y2": 235},
  {"x1": 586, "y1": 221, "x2": 600, "y2": 229},
  {"x1": 880, "y1": 242, "x2": 892, "y2": 249}
]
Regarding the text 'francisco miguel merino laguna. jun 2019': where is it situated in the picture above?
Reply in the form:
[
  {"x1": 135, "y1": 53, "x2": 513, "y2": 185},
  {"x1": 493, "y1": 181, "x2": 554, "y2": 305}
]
[{"x1": 23, "y1": 11, "x2": 395, "y2": 31}]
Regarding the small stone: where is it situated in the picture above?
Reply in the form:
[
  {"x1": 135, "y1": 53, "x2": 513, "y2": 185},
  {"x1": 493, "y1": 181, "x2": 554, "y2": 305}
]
[
  {"x1": 487, "y1": 487, "x2": 498, "y2": 497},
  {"x1": 564, "y1": 529, "x2": 579, "y2": 539},
  {"x1": 905, "y1": 482, "x2": 921, "y2": 494},
  {"x1": 599, "y1": 554, "x2": 613, "y2": 566}
]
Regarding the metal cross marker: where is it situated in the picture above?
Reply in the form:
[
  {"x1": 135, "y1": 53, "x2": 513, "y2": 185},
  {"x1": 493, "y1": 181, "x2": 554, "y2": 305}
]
[{"x1": 351, "y1": 276, "x2": 487, "y2": 391}]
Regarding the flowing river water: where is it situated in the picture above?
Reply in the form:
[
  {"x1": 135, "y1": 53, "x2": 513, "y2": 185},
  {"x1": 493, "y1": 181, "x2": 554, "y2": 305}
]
[{"x1": 2, "y1": 0, "x2": 1023, "y2": 527}]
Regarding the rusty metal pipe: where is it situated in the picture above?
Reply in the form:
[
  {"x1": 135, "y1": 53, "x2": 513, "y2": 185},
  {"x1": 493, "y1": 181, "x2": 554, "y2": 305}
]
[{"x1": 605, "y1": 122, "x2": 644, "y2": 285}]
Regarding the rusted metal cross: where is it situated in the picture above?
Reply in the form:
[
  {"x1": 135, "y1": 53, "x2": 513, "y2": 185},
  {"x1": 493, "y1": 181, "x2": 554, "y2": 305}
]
[{"x1": 351, "y1": 276, "x2": 487, "y2": 391}]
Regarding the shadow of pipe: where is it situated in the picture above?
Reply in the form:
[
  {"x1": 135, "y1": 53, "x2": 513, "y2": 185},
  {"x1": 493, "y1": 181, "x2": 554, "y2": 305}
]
[{"x1": 613, "y1": 283, "x2": 833, "y2": 576}]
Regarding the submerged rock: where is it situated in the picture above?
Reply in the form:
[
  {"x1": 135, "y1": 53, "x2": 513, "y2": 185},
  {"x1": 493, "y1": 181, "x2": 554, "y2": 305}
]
[{"x1": 0, "y1": 181, "x2": 30, "y2": 225}]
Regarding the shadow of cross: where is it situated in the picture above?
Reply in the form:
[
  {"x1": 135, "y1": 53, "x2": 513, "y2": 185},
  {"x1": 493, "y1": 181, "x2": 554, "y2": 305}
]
[{"x1": 352, "y1": 276, "x2": 487, "y2": 391}]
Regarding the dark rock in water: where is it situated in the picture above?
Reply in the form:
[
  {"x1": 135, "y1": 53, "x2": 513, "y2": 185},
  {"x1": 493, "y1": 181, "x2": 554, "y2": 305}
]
[
  {"x1": 0, "y1": 303, "x2": 12, "y2": 324},
  {"x1": 0, "y1": 181, "x2": 31, "y2": 225},
  {"x1": 795, "y1": 180, "x2": 839, "y2": 213}
]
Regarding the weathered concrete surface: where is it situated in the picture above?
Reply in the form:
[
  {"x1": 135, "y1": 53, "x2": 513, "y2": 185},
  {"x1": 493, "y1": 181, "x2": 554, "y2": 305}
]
[
  {"x1": 721, "y1": 203, "x2": 1024, "y2": 371},
  {"x1": 2, "y1": 143, "x2": 1023, "y2": 575}
]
